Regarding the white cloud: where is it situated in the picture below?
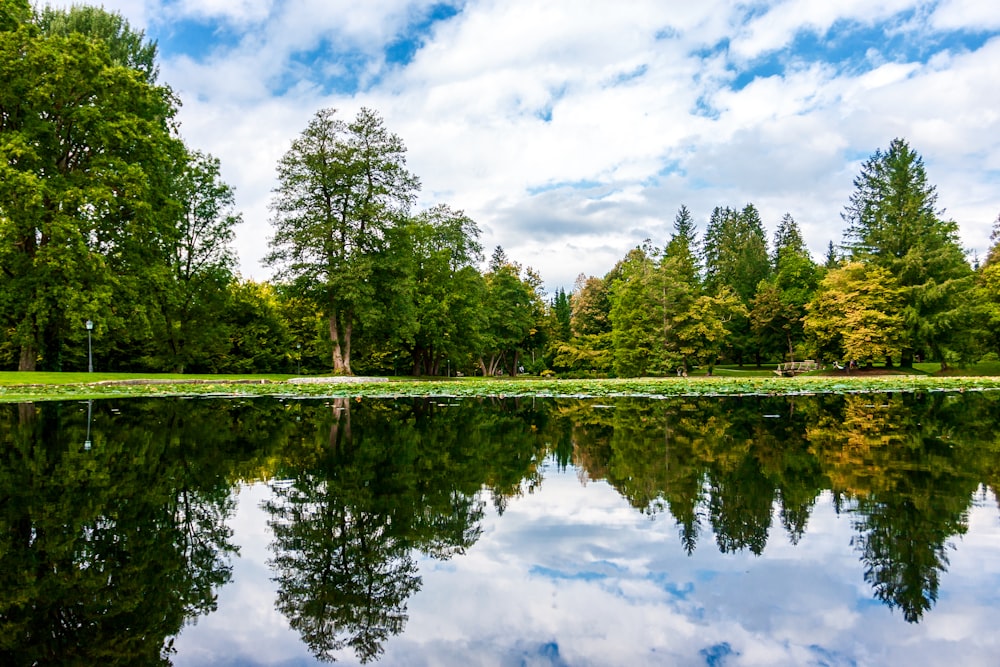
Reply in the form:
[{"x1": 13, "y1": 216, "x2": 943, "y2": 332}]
[
  {"x1": 931, "y1": 0, "x2": 1000, "y2": 31},
  {"x1": 44, "y1": 0, "x2": 1000, "y2": 289}
]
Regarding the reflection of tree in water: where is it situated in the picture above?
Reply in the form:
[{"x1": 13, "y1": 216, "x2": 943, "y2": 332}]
[
  {"x1": 265, "y1": 398, "x2": 549, "y2": 663},
  {"x1": 0, "y1": 399, "x2": 275, "y2": 664},
  {"x1": 808, "y1": 393, "x2": 985, "y2": 622},
  {"x1": 567, "y1": 396, "x2": 822, "y2": 555},
  {"x1": 564, "y1": 392, "x2": 1000, "y2": 622}
]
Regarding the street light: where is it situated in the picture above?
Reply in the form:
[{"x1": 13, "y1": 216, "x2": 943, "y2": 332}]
[
  {"x1": 85, "y1": 320, "x2": 93, "y2": 373},
  {"x1": 296, "y1": 344, "x2": 302, "y2": 374},
  {"x1": 84, "y1": 399, "x2": 93, "y2": 451}
]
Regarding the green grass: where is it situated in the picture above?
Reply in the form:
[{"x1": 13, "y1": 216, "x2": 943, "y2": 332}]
[
  {"x1": 0, "y1": 371, "x2": 295, "y2": 386},
  {"x1": 2, "y1": 371, "x2": 1000, "y2": 403}
]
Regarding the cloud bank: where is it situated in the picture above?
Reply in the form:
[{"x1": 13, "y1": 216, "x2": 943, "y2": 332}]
[{"x1": 46, "y1": 0, "x2": 1000, "y2": 290}]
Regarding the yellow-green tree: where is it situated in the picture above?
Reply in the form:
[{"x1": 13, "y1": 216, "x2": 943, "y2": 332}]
[{"x1": 804, "y1": 261, "x2": 904, "y2": 364}]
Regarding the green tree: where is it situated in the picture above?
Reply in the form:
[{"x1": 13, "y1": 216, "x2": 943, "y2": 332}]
[
  {"x1": 266, "y1": 107, "x2": 419, "y2": 375},
  {"x1": 609, "y1": 246, "x2": 661, "y2": 376},
  {"x1": 36, "y1": 4, "x2": 159, "y2": 82},
  {"x1": 978, "y1": 214, "x2": 1000, "y2": 356},
  {"x1": 147, "y1": 150, "x2": 240, "y2": 372},
  {"x1": 478, "y1": 247, "x2": 545, "y2": 376},
  {"x1": 0, "y1": 0, "x2": 29, "y2": 31},
  {"x1": 549, "y1": 274, "x2": 613, "y2": 375},
  {"x1": 751, "y1": 214, "x2": 819, "y2": 361},
  {"x1": 843, "y1": 138, "x2": 975, "y2": 368},
  {"x1": 804, "y1": 261, "x2": 904, "y2": 365},
  {"x1": 0, "y1": 7, "x2": 184, "y2": 371},
  {"x1": 663, "y1": 204, "x2": 699, "y2": 283},
  {"x1": 703, "y1": 204, "x2": 772, "y2": 365},
  {"x1": 398, "y1": 204, "x2": 485, "y2": 375},
  {"x1": 218, "y1": 280, "x2": 295, "y2": 373}
]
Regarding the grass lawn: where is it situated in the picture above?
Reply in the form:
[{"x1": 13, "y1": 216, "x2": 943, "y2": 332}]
[{"x1": 0, "y1": 371, "x2": 296, "y2": 386}]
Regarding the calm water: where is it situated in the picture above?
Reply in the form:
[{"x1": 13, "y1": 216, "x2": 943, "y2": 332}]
[{"x1": 3, "y1": 393, "x2": 1000, "y2": 666}]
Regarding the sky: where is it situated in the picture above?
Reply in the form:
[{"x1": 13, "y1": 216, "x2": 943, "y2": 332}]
[
  {"x1": 172, "y1": 470, "x2": 1000, "y2": 666},
  {"x1": 45, "y1": 0, "x2": 1000, "y2": 292}
]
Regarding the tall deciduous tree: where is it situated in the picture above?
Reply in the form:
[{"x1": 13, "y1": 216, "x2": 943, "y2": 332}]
[
  {"x1": 398, "y1": 204, "x2": 484, "y2": 376},
  {"x1": 266, "y1": 108, "x2": 419, "y2": 374},
  {"x1": 36, "y1": 4, "x2": 159, "y2": 82},
  {"x1": 148, "y1": 150, "x2": 241, "y2": 372},
  {"x1": 804, "y1": 262, "x2": 904, "y2": 365},
  {"x1": 478, "y1": 247, "x2": 544, "y2": 376},
  {"x1": 0, "y1": 6, "x2": 183, "y2": 370},
  {"x1": 843, "y1": 138, "x2": 975, "y2": 368}
]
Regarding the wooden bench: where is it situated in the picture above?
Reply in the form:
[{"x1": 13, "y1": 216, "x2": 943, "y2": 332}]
[{"x1": 774, "y1": 360, "x2": 819, "y2": 376}]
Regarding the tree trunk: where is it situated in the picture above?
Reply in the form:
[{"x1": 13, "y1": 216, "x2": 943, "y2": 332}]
[
  {"x1": 18, "y1": 344, "x2": 37, "y2": 371},
  {"x1": 342, "y1": 317, "x2": 352, "y2": 374},
  {"x1": 328, "y1": 311, "x2": 353, "y2": 375},
  {"x1": 329, "y1": 398, "x2": 351, "y2": 449}
]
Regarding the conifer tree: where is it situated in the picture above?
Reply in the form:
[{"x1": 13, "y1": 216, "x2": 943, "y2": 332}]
[{"x1": 842, "y1": 138, "x2": 975, "y2": 367}]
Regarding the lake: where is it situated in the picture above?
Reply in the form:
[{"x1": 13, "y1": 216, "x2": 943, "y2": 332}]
[{"x1": 3, "y1": 392, "x2": 1000, "y2": 666}]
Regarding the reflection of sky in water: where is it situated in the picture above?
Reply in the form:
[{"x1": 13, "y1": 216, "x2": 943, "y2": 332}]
[{"x1": 174, "y1": 462, "x2": 1000, "y2": 666}]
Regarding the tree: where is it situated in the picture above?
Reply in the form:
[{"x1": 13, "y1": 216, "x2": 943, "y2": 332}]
[
  {"x1": 843, "y1": 138, "x2": 975, "y2": 368},
  {"x1": 36, "y1": 4, "x2": 159, "y2": 82},
  {"x1": 0, "y1": 0, "x2": 29, "y2": 31},
  {"x1": 266, "y1": 108, "x2": 419, "y2": 374},
  {"x1": 663, "y1": 204, "x2": 699, "y2": 283},
  {"x1": 609, "y1": 246, "x2": 661, "y2": 376},
  {"x1": 752, "y1": 214, "x2": 820, "y2": 361},
  {"x1": 702, "y1": 204, "x2": 772, "y2": 365},
  {"x1": 147, "y1": 151, "x2": 240, "y2": 372},
  {"x1": 978, "y1": 214, "x2": 1000, "y2": 356},
  {"x1": 478, "y1": 247, "x2": 544, "y2": 376},
  {"x1": 397, "y1": 204, "x2": 485, "y2": 376},
  {"x1": 804, "y1": 262, "x2": 904, "y2": 365},
  {"x1": 0, "y1": 6, "x2": 184, "y2": 370}
]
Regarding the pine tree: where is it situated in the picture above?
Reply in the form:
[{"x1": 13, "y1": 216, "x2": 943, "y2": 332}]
[{"x1": 842, "y1": 138, "x2": 975, "y2": 368}]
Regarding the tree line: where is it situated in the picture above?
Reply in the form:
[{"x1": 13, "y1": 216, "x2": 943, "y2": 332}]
[{"x1": 3, "y1": 2, "x2": 999, "y2": 376}]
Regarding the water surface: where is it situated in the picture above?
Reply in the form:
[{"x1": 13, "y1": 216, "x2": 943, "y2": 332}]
[{"x1": 3, "y1": 393, "x2": 1000, "y2": 665}]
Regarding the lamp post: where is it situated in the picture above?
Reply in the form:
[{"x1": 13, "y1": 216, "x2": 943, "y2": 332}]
[
  {"x1": 296, "y1": 344, "x2": 302, "y2": 375},
  {"x1": 84, "y1": 399, "x2": 93, "y2": 451},
  {"x1": 85, "y1": 320, "x2": 93, "y2": 373}
]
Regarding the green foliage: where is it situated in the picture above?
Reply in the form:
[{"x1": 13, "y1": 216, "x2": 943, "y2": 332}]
[
  {"x1": 266, "y1": 107, "x2": 419, "y2": 374},
  {"x1": 805, "y1": 261, "x2": 905, "y2": 364},
  {"x1": 752, "y1": 214, "x2": 820, "y2": 361},
  {"x1": 663, "y1": 204, "x2": 700, "y2": 283},
  {"x1": 608, "y1": 245, "x2": 744, "y2": 377},
  {"x1": 392, "y1": 205, "x2": 485, "y2": 376},
  {"x1": 479, "y1": 249, "x2": 545, "y2": 376},
  {"x1": 843, "y1": 138, "x2": 976, "y2": 367},
  {"x1": 0, "y1": 12, "x2": 184, "y2": 370},
  {"x1": 0, "y1": 0, "x2": 30, "y2": 31},
  {"x1": 36, "y1": 4, "x2": 159, "y2": 82},
  {"x1": 702, "y1": 204, "x2": 772, "y2": 365},
  {"x1": 144, "y1": 150, "x2": 240, "y2": 372}
]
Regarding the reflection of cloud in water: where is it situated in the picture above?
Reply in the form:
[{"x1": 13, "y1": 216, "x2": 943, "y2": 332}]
[{"x1": 174, "y1": 474, "x2": 1000, "y2": 666}]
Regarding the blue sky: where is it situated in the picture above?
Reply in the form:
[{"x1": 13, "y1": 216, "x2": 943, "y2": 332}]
[
  {"x1": 171, "y1": 465, "x2": 1000, "y2": 665},
  {"x1": 55, "y1": 0, "x2": 1000, "y2": 290}
]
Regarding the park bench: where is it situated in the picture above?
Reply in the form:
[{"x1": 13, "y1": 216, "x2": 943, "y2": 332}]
[{"x1": 774, "y1": 360, "x2": 819, "y2": 376}]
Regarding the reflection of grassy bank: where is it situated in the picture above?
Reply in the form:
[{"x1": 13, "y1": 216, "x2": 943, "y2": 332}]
[{"x1": 3, "y1": 372, "x2": 1000, "y2": 402}]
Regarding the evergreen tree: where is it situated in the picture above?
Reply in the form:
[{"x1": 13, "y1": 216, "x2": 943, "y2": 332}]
[
  {"x1": 664, "y1": 204, "x2": 699, "y2": 283},
  {"x1": 842, "y1": 138, "x2": 975, "y2": 367},
  {"x1": 702, "y1": 204, "x2": 771, "y2": 365},
  {"x1": 752, "y1": 214, "x2": 820, "y2": 361}
]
